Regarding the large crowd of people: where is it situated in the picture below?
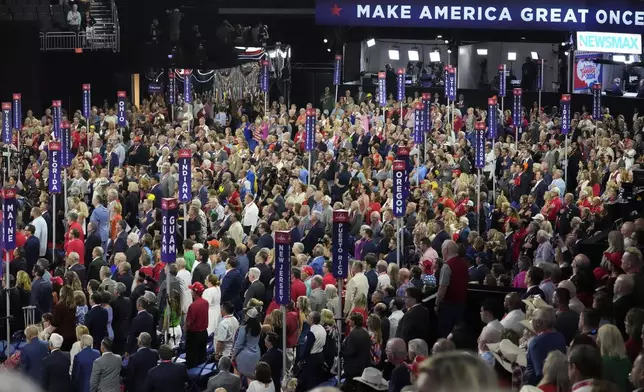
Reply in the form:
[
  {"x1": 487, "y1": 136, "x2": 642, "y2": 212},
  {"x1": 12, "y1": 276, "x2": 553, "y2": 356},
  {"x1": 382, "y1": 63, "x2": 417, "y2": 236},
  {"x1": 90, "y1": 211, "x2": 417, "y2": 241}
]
[{"x1": 1, "y1": 77, "x2": 644, "y2": 392}]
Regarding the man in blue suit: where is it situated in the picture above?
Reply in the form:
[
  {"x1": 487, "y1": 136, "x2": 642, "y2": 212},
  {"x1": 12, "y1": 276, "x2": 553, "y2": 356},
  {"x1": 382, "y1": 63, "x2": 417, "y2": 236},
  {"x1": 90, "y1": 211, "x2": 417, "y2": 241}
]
[
  {"x1": 126, "y1": 297, "x2": 158, "y2": 355},
  {"x1": 608, "y1": 78, "x2": 624, "y2": 96},
  {"x1": 42, "y1": 333, "x2": 71, "y2": 392},
  {"x1": 20, "y1": 325, "x2": 49, "y2": 384},
  {"x1": 24, "y1": 225, "x2": 40, "y2": 274},
  {"x1": 84, "y1": 292, "x2": 108, "y2": 350},
  {"x1": 90, "y1": 196, "x2": 109, "y2": 252},
  {"x1": 30, "y1": 264, "x2": 52, "y2": 320},
  {"x1": 220, "y1": 257, "x2": 243, "y2": 312},
  {"x1": 125, "y1": 332, "x2": 159, "y2": 392},
  {"x1": 72, "y1": 335, "x2": 101, "y2": 392},
  {"x1": 148, "y1": 177, "x2": 163, "y2": 210},
  {"x1": 143, "y1": 345, "x2": 188, "y2": 392}
]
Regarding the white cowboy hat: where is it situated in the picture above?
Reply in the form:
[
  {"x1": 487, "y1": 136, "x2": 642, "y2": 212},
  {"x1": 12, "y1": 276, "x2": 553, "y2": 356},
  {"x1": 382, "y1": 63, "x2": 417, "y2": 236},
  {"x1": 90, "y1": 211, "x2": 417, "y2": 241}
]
[
  {"x1": 500, "y1": 339, "x2": 527, "y2": 367},
  {"x1": 354, "y1": 367, "x2": 389, "y2": 391}
]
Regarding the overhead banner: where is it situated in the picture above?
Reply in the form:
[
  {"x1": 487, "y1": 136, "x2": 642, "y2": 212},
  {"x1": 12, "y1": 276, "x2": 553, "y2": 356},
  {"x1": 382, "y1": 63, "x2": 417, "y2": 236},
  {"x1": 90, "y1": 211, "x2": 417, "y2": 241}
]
[
  {"x1": 12, "y1": 94, "x2": 21, "y2": 131},
  {"x1": 536, "y1": 60, "x2": 544, "y2": 91},
  {"x1": 61, "y1": 121, "x2": 72, "y2": 168},
  {"x1": 1, "y1": 103, "x2": 11, "y2": 145},
  {"x1": 161, "y1": 198, "x2": 178, "y2": 263},
  {"x1": 592, "y1": 83, "x2": 602, "y2": 120},
  {"x1": 333, "y1": 55, "x2": 342, "y2": 85},
  {"x1": 512, "y1": 88, "x2": 522, "y2": 128},
  {"x1": 1, "y1": 188, "x2": 16, "y2": 251},
  {"x1": 498, "y1": 64, "x2": 506, "y2": 97},
  {"x1": 577, "y1": 31, "x2": 642, "y2": 54},
  {"x1": 82, "y1": 85, "x2": 91, "y2": 119},
  {"x1": 377, "y1": 72, "x2": 386, "y2": 106},
  {"x1": 117, "y1": 91, "x2": 126, "y2": 128},
  {"x1": 331, "y1": 210, "x2": 349, "y2": 279},
  {"x1": 413, "y1": 102, "x2": 424, "y2": 144},
  {"x1": 561, "y1": 94, "x2": 571, "y2": 135},
  {"x1": 259, "y1": 61, "x2": 269, "y2": 93},
  {"x1": 275, "y1": 231, "x2": 292, "y2": 304},
  {"x1": 52, "y1": 100, "x2": 61, "y2": 140},
  {"x1": 48, "y1": 141, "x2": 61, "y2": 194},
  {"x1": 421, "y1": 92, "x2": 431, "y2": 133},
  {"x1": 168, "y1": 71, "x2": 176, "y2": 105},
  {"x1": 184, "y1": 69, "x2": 193, "y2": 103},
  {"x1": 396, "y1": 68, "x2": 405, "y2": 102},
  {"x1": 305, "y1": 108, "x2": 316, "y2": 152},
  {"x1": 178, "y1": 149, "x2": 192, "y2": 203},
  {"x1": 315, "y1": 1, "x2": 644, "y2": 33},
  {"x1": 474, "y1": 122, "x2": 486, "y2": 169},
  {"x1": 573, "y1": 52, "x2": 603, "y2": 93},
  {"x1": 448, "y1": 67, "x2": 457, "y2": 101},
  {"x1": 487, "y1": 97, "x2": 497, "y2": 139},
  {"x1": 393, "y1": 160, "x2": 406, "y2": 217}
]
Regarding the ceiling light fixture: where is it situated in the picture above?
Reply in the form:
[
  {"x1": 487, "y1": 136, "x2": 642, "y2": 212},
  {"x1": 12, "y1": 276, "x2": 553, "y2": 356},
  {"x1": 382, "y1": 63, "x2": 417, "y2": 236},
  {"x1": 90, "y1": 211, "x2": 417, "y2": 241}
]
[
  {"x1": 388, "y1": 46, "x2": 400, "y2": 60},
  {"x1": 508, "y1": 52, "x2": 517, "y2": 61},
  {"x1": 408, "y1": 47, "x2": 419, "y2": 61},
  {"x1": 367, "y1": 38, "x2": 376, "y2": 47},
  {"x1": 477, "y1": 48, "x2": 488, "y2": 55}
]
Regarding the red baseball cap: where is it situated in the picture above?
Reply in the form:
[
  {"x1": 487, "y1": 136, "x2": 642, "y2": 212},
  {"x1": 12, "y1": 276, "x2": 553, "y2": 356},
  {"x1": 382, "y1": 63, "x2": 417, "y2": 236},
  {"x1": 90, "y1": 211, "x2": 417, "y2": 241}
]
[
  {"x1": 188, "y1": 282, "x2": 205, "y2": 295},
  {"x1": 302, "y1": 266, "x2": 314, "y2": 276}
]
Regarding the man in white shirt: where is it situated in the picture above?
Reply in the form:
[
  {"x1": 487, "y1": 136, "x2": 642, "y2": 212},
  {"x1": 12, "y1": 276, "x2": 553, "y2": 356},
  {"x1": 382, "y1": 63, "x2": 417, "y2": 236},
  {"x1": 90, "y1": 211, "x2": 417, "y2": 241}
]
[
  {"x1": 484, "y1": 143, "x2": 496, "y2": 178},
  {"x1": 344, "y1": 260, "x2": 369, "y2": 315},
  {"x1": 375, "y1": 260, "x2": 390, "y2": 291},
  {"x1": 478, "y1": 298, "x2": 504, "y2": 353},
  {"x1": 215, "y1": 302, "x2": 240, "y2": 358},
  {"x1": 30, "y1": 207, "x2": 48, "y2": 257},
  {"x1": 500, "y1": 292, "x2": 525, "y2": 334},
  {"x1": 67, "y1": 4, "x2": 81, "y2": 31},
  {"x1": 241, "y1": 194, "x2": 259, "y2": 235},
  {"x1": 388, "y1": 297, "x2": 404, "y2": 338}
]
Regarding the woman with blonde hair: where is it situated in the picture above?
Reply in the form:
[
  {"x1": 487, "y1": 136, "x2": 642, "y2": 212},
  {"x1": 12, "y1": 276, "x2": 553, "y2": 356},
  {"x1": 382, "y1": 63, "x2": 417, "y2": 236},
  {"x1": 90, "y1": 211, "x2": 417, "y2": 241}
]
[
  {"x1": 16, "y1": 270, "x2": 31, "y2": 309},
  {"x1": 416, "y1": 351, "x2": 498, "y2": 392},
  {"x1": 367, "y1": 314, "x2": 382, "y2": 364},
  {"x1": 324, "y1": 285, "x2": 340, "y2": 317},
  {"x1": 597, "y1": 324, "x2": 631, "y2": 392},
  {"x1": 387, "y1": 263, "x2": 400, "y2": 290},
  {"x1": 537, "y1": 350, "x2": 570, "y2": 392},
  {"x1": 69, "y1": 325, "x2": 90, "y2": 374}
]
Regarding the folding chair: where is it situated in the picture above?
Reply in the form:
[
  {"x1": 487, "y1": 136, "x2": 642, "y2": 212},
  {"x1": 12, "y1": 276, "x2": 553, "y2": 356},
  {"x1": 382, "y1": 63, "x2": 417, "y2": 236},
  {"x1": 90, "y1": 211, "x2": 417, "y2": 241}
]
[
  {"x1": 186, "y1": 361, "x2": 217, "y2": 392},
  {"x1": 22, "y1": 306, "x2": 35, "y2": 327}
]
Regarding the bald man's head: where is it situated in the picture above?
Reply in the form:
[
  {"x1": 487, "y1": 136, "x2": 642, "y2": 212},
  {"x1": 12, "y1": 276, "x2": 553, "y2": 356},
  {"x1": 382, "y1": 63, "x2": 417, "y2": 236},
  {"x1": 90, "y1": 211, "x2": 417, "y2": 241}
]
[
  {"x1": 504, "y1": 292, "x2": 522, "y2": 311},
  {"x1": 386, "y1": 338, "x2": 407, "y2": 362},
  {"x1": 441, "y1": 240, "x2": 458, "y2": 260}
]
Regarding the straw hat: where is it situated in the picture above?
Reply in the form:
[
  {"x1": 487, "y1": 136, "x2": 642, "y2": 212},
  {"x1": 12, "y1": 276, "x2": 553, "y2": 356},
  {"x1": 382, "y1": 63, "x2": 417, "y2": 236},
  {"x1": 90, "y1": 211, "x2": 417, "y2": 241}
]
[
  {"x1": 522, "y1": 296, "x2": 549, "y2": 312},
  {"x1": 487, "y1": 339, "x2": 527, "y2": 373},
  {"x1": 354, "y1": 368, "x2": 388, "y2": 391}
]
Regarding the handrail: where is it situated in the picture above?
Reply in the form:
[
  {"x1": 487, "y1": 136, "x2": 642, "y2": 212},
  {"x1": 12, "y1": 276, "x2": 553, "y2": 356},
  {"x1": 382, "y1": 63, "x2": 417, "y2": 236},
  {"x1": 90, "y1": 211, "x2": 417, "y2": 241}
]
[{"x1": 41, "y1": 31, "x2": 118, "y2": 51}]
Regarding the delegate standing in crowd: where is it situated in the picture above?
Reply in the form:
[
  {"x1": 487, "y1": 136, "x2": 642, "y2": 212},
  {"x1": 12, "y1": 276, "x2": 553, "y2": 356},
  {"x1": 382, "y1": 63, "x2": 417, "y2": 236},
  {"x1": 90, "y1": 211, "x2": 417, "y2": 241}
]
[{"x1": 2, "y1": 81, "x2": 644, "y2": 392}]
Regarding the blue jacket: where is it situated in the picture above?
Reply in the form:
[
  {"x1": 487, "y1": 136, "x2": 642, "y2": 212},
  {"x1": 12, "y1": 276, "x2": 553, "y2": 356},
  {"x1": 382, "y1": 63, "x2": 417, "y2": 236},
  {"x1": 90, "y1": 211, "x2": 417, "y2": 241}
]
[
  {"x1": 84, "y1": 305, "x2": 108, "y2": 350},
  {"x1": 524, "y1": 331, "x2": 567, "y2": 385},
  {"x1": 309, "y1": 256, "x2": 325, "y2": 276},
  {"x1": 221, "y1": 268, "x2": 243, "y2": 311},
  {"x1": 126, "y1": 347, "x2": 159, "y2": 392},
  {"x1": 90, "y1": 205, "x2": 109, "y2": 243},
  {"x1": 143, "y1": 362, "x2": 188, "y2": 392},
  {"x1": 20, "y1": 338, "x2": 49, "y2": 383},
  {"x1": 25, "y1": 235, "x2": 40, "y2": 272},
  {"x1": 30, "y1": 277, "x2": 52, "y2": 319},
  {"x1": 72, "y1": 347, "x2": 101, "y2": 392}
]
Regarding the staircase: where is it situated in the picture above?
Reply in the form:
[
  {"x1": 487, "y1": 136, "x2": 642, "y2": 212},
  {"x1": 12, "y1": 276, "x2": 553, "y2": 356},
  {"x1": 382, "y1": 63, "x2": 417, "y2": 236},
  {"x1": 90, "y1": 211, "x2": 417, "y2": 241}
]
[{"x1": 90, "y1": 0, "x2": 115, "y2": 36}]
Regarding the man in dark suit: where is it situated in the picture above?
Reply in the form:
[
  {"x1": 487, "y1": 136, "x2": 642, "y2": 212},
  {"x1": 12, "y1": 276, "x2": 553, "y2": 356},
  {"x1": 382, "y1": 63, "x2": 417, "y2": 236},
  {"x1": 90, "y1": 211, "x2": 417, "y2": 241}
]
[
  {"x1": 128, "y1": 137, "x2": 149, "y2": 166},
  {"x1": 396, "y1": 287, "x2": 430, "y2": 344},
  {"x1": 84, "y1": 292, "x2": 108, "y2": 350},
  {"x1": 431, "y1": 221, "x2": 450, "y2": 258},
  {"x1": 87, "y1": 246, "x2": 106, "y2": 284},
  {"x1": 20, "y1": 325, "x2": 49, "y2": 384},
  {"x1": 42, "y1": 333, "x2": 71, "y2": 392},
  {"x1": 125, "y1": 332, "x2": 159, "y2": 392},
  {"x1": 246, "y1": 235, "x2": 260, "y2": 269},
  {"x1": 522, "y1": 266, "x2": 546, "y2": 300},
  {"x1": 607, "y1": 78, "x2": 624, "y2": 96},
  {"x1": 125, "y1": 233, "x2": 142, "y2": 272},
  {"x1": 127, "y1": 297, "x2": 158, "y2": 355},
  {"x1": 360, "y1": 229, "x2": 379, "y2": 260},
  {"x1": 85, "y1": 222, "x2": 102, "y2": 270},
  {"x1": 342, "y1": 313, "x2": 373, "y2": 383},
  {"x1": 114, "y1": 259, "x2": 134, "y2": 297},
  {"x1": 67, "y1": 252, "x2": 86, "y2": 287},
  {"x1": 72, "y1": 335, "x2": 101, "y2": 392},
  {"x1": 530, "y1": 170, "x2": 548, "y2": 208},
  {"x1": 24, "y1": 224, "x2": 40, "y2": 274},
  {"x1": 111, "y1": 220, "x2": 128, "y2": 255},
  {"x1": 243, "y1": 267, "x2": 265, "y2": 308},
  {"x1": 220, "y1": 257, "x2": 243, "y2": 312},
  {"x1": 30, "y1": 264, "x2": 52, "y2": 319},
  {"x1": 110, "y1": 282, "x2": 131, "y2": 355},
  {"x1": 302, "y1": 212, "x2": 324, "y2": 255},
  {"x1": 142, "y1": 345, "x2": 188, "y2": 392},
  {"x1": 613, "y1": 274, "x2": 636, "y2": 339},
  {"x1": 256, "y1": 222, "x2": 274, "y2": 249},
  {"x1": 558, "y1": 193, "x2": 580, "y2": 238}
]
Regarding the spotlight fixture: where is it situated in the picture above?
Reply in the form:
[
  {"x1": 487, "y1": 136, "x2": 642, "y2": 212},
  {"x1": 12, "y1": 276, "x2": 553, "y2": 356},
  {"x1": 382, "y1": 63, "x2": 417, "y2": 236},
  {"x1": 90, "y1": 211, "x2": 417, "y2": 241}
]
[
  {"x1": 444, "y1": 40, "x2": 449, "y2": 44},
  {"x1": 323, "y1": 38, "x2": 328, "y2": 43},
  {"x1": 367, "y1": 38, "x2": 376, "y2": 47},
  {"x1": 521, "y1": 36, "x2": 526, "y2": 40},
  {"x1": 613, "y1": 54, "x2": 626, "y2": 62},
  {"x1": 437, "y1": 35, "x2": 443, "y2": 39},
  {"x1": 408, "y1": 47, "x2": 420, "y2": 61},
  {"x1": 531, "y1": 52, "x2": 539, "y2": 60},
  {"x1": 564, "y1": 51, "x2": 570, "y2": 56},
  {"x1": 561, "y1": 41, "x2": 567, "y2": 46},
  {"x1": 477, "y1": 48, "x2": 488, "y2": 55},
  {"x1": 429, "y1": 51, "x2": 441, "y2": 62},
  {"x1": 388, "y1": 46, "x2": 400, "y2": 60},
  {"x1": 507, "y1": 52, "x2": 517, "y2": 61},
  {"x1": 327, "y1": 48, "x2": 331, "y2": 52},
  {"x1": 447, "y1": 49, "x2": 452, "y2": 54}
]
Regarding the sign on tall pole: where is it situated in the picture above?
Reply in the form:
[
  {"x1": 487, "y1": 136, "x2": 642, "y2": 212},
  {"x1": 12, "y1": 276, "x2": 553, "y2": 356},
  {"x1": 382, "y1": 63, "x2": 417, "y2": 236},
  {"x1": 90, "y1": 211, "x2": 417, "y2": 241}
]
[
  {"x1": 117, "y1": 91, "x2": 126, "y2": 136},
  {"x1": 393, "y1": 160, "x2": 406, "y2": 269},
  {"x1": 377, "y1": 72, "x2": 386, "y2": 107},
  {"x1": 274, "y1": 230, "x2": 291, "y2": 387},
  {"x1": 305, "y1": 108, "x2": 316, "y2": 187},
  {"x1": 178, "y1": 149, "x2": 191, "y2": 243},
  {"x1": 12, "y1": 94, "x2": 21, "y2": 132},
  {"x1": 333, "y1": 55, "x2": 342, "y2": 104},
  {"x1": 592, "y1": 83, "x2": 602, "y2": 120},
  {"x1": 61, "y1": 121, "x2": 71, "y2": 216},
  {"x1": 1, "y1": 103, "x2": 11, "y2": 145},
  {"x1": 498, "y1": 64, "x2": 506, "y2": 127},
  {"x1": 512, "y1": 88, "x2": 522, "y2": 149},
  {"x1": 184, "y1": 69, "x2": 193, "y2": 103},
  {"x1": 488, "y1": 96, "x2": 498, "y2": 200},
  {"x1": 537, "y1": 60, "x2": 544, "y2": 115},
  {"x1": 49, "y1": 141, "x2": 61, "y2": 255},
  {"x1": 2, "y1": 187, "x2": 16, "y2": 347},
  {"x1": 475, "y1": 122, "x2": 486, "y2": 233},
  {"x1": 82, "y1": 85, "x2": 91, "y2": 119},
  {"x1": 161, "y1": 198, "x2": 178, "y2": 263},
  {"x1": 561, "y1": 94, "x2": 571, "y2": 185},
  {"x1": 52, "y1": 100, "x2": 61, "y2": 140},
  {"x1": 331, "y1": 210, "x2": 349, "y2": 385},
  {"x1": 396, "y1": 68, "x2": 405, "y2": 102}
]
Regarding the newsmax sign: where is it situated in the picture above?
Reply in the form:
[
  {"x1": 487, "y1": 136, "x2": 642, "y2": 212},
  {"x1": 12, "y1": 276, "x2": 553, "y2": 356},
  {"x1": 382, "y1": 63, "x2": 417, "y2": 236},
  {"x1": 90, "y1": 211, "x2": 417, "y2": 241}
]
[
  {"x1": 316, "y1": 1, "x2": 644, "y2": 33},
  {"x1": 577, "y1": 31, "x2": 642, "y2": 54}
]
